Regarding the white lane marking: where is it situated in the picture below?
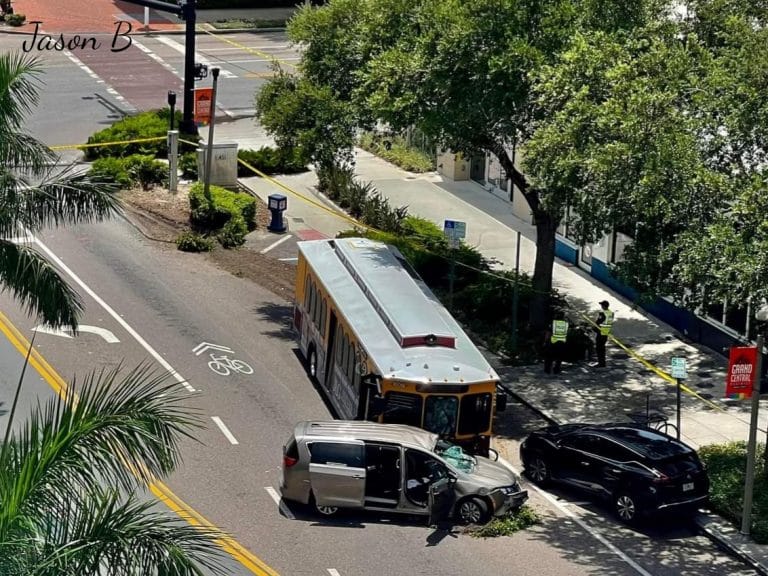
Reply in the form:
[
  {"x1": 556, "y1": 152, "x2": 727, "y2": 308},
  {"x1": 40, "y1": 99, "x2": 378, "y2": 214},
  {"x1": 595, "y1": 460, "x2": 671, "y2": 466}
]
[
  {"x1": 211, "y1": 416, "x2": 239, "y2": 445},
  {"x1": 62, "y1": 50, "x2": 137, "y2": 113},
  {"x1": 30, "y1": 235, "x2": 196, "y2": 392},
  {"x1": 33, "y1": 324, "x2": 120, "y2": 343},
  {"x1": 278, "y1": 257, "x2": 298, "y2": 262},
  {"x1": 193, "y1": 341, "x2": 234, "y2": 356},
  {"x1": 497, "y1": 455, "x2": 653, "y2": 576},
  {"x1": 202, "y1": 45, "x2": 292, "y2": 51},
  {"x1": 260, "y1": 234, "x2": 293, "y2": 254},
  {"x1": 155, "y1": 36, "x2": 238, "y2": 78},
  {"x1": 265, "y1": 486, "x2": 296, "y2": 520},
  {"x1": 132, "y1": 38, "x2": 182, "y2": 76},
  {"x1": 328, "y1": 570, "x2": 342, "y2": 576}
]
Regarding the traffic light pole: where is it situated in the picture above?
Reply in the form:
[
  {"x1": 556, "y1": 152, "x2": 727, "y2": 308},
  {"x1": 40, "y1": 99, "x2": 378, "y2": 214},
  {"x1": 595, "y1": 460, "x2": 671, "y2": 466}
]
[{"x1": 120, "y1": 0, "x2": 198, "y2": 134}]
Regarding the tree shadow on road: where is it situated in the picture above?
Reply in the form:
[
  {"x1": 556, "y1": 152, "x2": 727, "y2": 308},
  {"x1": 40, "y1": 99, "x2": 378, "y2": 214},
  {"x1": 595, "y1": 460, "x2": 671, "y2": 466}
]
[{"x1": 252, "y1": 302, "x2": 295, "y2": 341}]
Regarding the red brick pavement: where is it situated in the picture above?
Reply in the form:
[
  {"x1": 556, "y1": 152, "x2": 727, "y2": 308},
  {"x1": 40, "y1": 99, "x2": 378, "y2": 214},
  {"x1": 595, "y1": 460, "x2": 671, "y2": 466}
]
[{"x1": 11, "y1": 0, "x2": 182, "y2": 34}]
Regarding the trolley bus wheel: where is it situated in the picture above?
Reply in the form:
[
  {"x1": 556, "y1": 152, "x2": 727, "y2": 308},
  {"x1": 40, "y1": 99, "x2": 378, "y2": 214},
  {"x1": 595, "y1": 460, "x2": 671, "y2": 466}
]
[{"x1": 307, "y1": 347, "x2": 318, "y2": 382}]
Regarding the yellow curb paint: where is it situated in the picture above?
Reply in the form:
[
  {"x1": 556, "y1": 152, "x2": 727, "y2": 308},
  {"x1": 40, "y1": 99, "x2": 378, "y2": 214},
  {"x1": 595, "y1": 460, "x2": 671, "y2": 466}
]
[{"x1": 0, "y1": 311, "x2": 279, "y2": 576}]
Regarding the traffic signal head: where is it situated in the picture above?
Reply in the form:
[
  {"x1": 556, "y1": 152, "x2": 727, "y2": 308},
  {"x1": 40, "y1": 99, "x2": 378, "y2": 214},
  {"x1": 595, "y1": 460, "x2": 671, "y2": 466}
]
[{"x1": 194, "y1": 63, "x2": 208, "y2": 80}]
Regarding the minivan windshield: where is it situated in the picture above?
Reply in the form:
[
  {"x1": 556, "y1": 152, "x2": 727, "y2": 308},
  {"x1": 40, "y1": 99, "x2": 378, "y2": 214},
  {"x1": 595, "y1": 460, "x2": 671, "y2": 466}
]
[{"x1": 435, "y1": 439, "x2": 476, "y2": 473}]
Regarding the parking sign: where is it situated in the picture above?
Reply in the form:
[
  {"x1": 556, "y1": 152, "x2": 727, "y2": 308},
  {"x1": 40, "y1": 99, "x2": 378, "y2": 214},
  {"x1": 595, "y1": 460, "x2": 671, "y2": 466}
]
[{"x1": 443, "y1": 219, "x2": 466, "y2": 248}]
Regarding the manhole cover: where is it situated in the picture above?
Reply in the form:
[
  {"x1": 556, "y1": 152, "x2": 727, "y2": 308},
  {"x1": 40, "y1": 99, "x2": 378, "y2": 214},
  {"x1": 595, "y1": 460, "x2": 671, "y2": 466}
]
[
  {"x1": 696, "y1": 371, "x2": 712, "y2": 379},
  {"x1": 611, "y1": 353, "x2": 630, "y2": 360},
  {"x1": 696, "y1": 382, "x2": 714, "y2": 389}
]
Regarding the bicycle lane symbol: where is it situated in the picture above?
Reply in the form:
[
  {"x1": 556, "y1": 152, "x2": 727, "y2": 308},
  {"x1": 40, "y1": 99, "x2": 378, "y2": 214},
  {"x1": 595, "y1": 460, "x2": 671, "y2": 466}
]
[{"x1": 193, "y1": 342, "x2": 254, "y2": 376}]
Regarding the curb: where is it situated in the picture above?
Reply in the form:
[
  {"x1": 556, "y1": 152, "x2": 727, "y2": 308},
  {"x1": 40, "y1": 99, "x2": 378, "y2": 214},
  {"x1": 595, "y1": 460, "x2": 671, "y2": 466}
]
[{"x1": 695, "y1": 515, "x2": 768, "y2": 576}]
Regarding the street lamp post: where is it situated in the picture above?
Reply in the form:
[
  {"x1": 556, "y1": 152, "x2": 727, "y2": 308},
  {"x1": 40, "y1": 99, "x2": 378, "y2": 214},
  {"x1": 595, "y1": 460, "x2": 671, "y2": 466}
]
[{"x1": 741, "y1": 302, "x2": 768, "y2": 535}]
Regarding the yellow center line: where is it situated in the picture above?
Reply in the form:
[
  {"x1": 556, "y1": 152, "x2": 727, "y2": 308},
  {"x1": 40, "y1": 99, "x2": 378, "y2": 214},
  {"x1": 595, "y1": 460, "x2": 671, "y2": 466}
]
[
  {"x1": 0, "y1": 310, "x2": 279, "y2": 576},
  {"x1": 199, "y1": 27, "x2": 298, "y2": 70}
]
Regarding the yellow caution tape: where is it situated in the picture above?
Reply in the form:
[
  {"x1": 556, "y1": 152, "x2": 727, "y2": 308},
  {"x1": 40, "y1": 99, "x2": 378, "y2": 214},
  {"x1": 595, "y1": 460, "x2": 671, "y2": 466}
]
[
  {"x1": 49, "y1": 136, "x2": 167, "y2": 151},
  {"x1": 577, "y1": 311, "x2": 728, "y2": 414}
]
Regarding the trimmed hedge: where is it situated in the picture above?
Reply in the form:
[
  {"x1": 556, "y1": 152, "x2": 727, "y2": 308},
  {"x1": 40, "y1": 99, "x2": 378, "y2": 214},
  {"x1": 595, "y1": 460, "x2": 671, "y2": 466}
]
[
  {"x1": 89, "y1": 154, "x2": 166, "y2": 190},
  {"x1": 237, "y1": 146, "x2": 307, "y2": 177},
  {"x1": 85, "y1": 109, "x2": 197, "y2": 160},
  {"x1": 317, "y1": 165, "x2": 407, "y2": 233},
  {"x1": 188, "y1": 183, "x2": 256, "y2": 247},
  {"x1": 176, "y1": 231, "x2": 214, "y2": 252},
  {"x1": 359, "y1": 132, "x2": 435, "y2": 173},
  {"x1": 699, "y1": 442, "x2": 768, "y2": 543}
]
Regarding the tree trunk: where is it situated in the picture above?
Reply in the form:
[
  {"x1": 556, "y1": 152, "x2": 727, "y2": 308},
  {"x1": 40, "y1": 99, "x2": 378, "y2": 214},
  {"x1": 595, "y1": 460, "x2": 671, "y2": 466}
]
[{"x1": 490, "y1": 141, "x2": 558, "y2": 332}]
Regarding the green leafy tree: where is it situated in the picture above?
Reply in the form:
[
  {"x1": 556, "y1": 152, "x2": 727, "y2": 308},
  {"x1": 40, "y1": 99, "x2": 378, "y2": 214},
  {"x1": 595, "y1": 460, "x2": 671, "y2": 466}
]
[
  {"x1": 1, "y1": 53, "x2": 120, "y2": 331},
  {"x1": 0, "y1": 364, "x2": 226, "y2": 575},
  {"x1": 257, "y1": 0, "x2": 664, "y2": 328}
]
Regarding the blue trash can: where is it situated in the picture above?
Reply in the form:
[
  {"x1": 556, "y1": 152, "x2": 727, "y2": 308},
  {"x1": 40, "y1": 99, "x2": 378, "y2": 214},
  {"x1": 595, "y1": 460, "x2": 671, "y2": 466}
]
[{"x1": 267, "y1": 194, "x2": 287, "y2": 233}]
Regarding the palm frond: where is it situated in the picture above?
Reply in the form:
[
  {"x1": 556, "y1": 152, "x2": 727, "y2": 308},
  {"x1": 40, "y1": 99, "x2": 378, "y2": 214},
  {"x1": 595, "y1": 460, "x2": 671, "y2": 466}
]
[
  {"x1": 0, "y1": 240, "x2": 83, "y2": 329},
  {"x1": 0, "y1": 363, "x2": 202, "y2": 540},
  {"x1": 8, "y1": 488, "x2": 227, "y2": 576},
  {"x1": 0, "y1": 164, "x2": 122, "y2": 237},
  {"x1": 0, "y1": 52, "x2": 44, "y2": 131},
  {"x1": 0, "y1": 128, "x2": 55, "y2": 172}
]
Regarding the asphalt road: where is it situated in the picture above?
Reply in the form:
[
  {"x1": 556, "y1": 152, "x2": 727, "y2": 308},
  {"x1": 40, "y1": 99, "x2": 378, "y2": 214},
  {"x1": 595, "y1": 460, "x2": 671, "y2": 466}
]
[{"x1": 0, "y1": 27, "x2": 759, "y2": 576}]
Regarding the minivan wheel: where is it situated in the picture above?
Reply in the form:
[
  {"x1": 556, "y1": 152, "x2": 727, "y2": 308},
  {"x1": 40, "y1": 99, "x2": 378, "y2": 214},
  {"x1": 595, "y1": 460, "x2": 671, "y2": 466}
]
[
  {"x1": 614, "y1": 491, "x2": 639, "y2": 524},
  {"x1": 527, "y1": 456, "x2": 550, "y2": 485},
  {"x1": 458, "y1": 497, "x2": 490, "y2": 525},
  {"x1": 310, "y1": 493, "x2": 338, "y2": 517},
  {"x1": 307, "y1": 348, "x2": 318, "y2": 381}
]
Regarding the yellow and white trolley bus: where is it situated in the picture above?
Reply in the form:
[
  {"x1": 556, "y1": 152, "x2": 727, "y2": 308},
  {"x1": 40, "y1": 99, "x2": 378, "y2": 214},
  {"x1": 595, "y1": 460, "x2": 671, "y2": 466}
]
[{"x1": 294, "y1": 237, "x2": 506, "y2": 456}]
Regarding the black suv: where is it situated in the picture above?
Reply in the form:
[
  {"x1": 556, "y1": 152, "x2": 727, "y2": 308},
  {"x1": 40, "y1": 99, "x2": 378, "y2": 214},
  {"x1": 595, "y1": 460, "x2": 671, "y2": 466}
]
[{"x1": 520, "y1": 423, "x2": 709, "y2": 523}]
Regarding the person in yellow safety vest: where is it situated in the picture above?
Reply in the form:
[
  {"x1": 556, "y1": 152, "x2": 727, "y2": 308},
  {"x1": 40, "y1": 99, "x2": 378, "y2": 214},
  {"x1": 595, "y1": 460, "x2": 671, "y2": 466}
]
[
  {"x1": 594, "y1": 300, "x2": 614, "y2": 368},
  {"x1": 544, "y1": 310, "x2": 569, "y2": 375}
]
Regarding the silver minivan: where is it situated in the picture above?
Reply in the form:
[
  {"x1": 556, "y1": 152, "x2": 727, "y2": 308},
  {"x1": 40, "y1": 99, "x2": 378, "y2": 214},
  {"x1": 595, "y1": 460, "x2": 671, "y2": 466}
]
[{"x1": 279, "y1": 421, "x2": 528, "y2": 524}]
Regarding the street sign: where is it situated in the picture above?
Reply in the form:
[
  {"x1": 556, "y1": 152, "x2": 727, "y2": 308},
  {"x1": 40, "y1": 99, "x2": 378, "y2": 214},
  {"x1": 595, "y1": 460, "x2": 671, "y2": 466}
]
[
  {"x1": 725, "y1": 346, "x2": 758, "y2": 400},
  {"x1": 443, "y1": 219, "x2": 466, "y2": 249},
  {"x1": 670, "y1": 356, "x2": 687, "y2": 379}
]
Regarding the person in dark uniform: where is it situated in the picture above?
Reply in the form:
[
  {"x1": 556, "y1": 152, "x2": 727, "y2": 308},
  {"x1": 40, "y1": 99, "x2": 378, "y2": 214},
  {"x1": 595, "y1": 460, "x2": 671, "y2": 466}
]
[{"x1": 594, "y1": 300, "x2": 614, "y2": 368}]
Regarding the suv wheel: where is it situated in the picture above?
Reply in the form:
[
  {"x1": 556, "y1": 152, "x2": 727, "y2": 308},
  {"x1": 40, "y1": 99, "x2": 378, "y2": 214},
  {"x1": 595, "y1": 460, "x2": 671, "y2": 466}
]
[
  {"x1": 457, "y1": 497, "x2": 490, "y2": 525},
  {"x1": 527, "y1": 456, "x2": 551, "y2": 485},
  {"x1": 614, "y1": 491, "x2": 639, "y2": 524}
]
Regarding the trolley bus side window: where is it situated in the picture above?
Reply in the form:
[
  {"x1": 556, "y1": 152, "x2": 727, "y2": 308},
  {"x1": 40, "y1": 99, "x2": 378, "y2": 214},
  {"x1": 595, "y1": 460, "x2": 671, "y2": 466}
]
[
  {"x1": 382, "y1": 392, "x2": 423, "y2": 428},
  {"x1": 458, "y1": 393, "x2": 493, "y2": 435}
]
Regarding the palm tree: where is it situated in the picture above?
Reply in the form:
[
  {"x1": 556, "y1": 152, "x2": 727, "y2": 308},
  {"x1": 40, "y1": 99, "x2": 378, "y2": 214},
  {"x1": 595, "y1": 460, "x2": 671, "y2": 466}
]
[
  {"x1": 1, "y1": 51, "x2": 121, "y2": 331},
  {"x1": 0, "y1": 364, "x2": 227, "y2": 575}
]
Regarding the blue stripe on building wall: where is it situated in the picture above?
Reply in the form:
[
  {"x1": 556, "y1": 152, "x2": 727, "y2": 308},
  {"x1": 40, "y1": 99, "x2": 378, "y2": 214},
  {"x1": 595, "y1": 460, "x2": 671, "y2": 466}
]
[
  {"x1": 582, "y1": 254, "x2": 743, "y2": 360},
  {"x1": 555, "y1": 238, "x2": 578, "y2": 265}
]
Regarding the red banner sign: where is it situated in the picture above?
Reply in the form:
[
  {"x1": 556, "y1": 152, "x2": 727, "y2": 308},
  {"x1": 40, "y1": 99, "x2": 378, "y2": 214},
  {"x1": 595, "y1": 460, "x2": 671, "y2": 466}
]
[
  {"x1": 194, "y1": 88, "x2": 213, "y2": 126},
  {"x1": 725, "y1": 346, "x2": 758, "y2": 400}
]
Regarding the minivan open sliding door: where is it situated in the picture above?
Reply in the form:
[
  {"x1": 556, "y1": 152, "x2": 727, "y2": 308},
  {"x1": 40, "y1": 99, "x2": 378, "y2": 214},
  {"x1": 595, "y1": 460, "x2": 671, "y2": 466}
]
[{"x1": 308, "y1": 441, "x2": 366, "y2": 509}]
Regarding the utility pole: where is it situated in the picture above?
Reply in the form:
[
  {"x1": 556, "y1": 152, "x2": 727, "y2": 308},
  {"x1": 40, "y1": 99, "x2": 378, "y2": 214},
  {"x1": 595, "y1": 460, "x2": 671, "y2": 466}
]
[
  {"x1": 122, "y1": 0, "x2": 197, "y2": 134},
  {"x1": 742, "y1": 333, "x2": 763, "y2": 536},
  {"x1": 203, "y1": 68, "x2": 220, "y2": 201},
  {"x1": 511, "y1": 230, "x2": 521, "y2": 353}
]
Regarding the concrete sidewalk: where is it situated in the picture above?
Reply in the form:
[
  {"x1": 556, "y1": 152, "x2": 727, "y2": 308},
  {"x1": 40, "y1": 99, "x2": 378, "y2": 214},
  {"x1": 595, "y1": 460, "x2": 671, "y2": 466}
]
[{"x1": 218, "y1": 118, "x2": 768, "y2": 570}]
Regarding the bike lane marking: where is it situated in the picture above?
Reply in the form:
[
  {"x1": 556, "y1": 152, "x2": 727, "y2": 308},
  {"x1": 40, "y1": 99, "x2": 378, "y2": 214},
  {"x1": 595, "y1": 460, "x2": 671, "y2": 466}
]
[
  {"x1": 212, "y1": 416, "x2": 239, "y2": 445},
  {"x1": 0, "y1": 289, "x2": 280, "y2": 576},
  {"x1": 31, "y1": 235, "x2": 195, "y2": 392}
]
